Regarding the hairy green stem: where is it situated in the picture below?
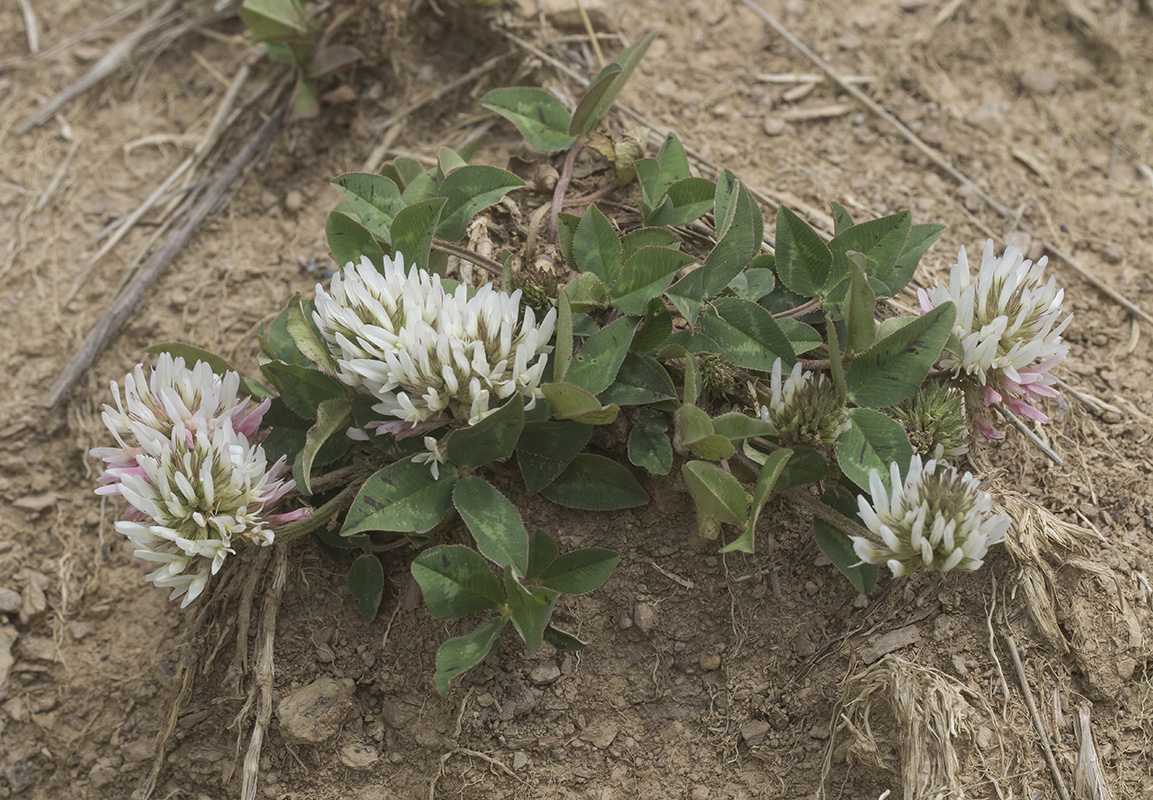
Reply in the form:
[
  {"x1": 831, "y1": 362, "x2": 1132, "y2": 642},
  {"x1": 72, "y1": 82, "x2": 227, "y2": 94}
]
[
  {"x1": 825, "y1": 313, "x2": 848, "y2": 399},
  {"x1": 432, "y1": 239, "x2": 503, "y2": 276},
  {"x1": 549, "y1": 138, "x2": 585, "y2": 241},
  {"x1": 276, "y1": 482, "x2": 360, "y2": 544},
  {"x1": 783, "y1": 486, "x2": 874, "y2": 544},
  {"x1": 772, "y1": 297, "x2": 821, "y2": 320},
  {"x1": 562, "y1": 178, "x2": 618, "y2": 207}
]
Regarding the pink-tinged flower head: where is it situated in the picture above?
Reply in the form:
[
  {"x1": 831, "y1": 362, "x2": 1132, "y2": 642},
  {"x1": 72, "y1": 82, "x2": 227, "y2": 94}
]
[
  {"x1": 92, "y1": 356, "x2": 308, "y2": 607},
  {"x1": 852, "y1": 455, "x2": 1010, "y2": 578},
  {"x1": 919, "y1": 240, "x2": 1070, "y2": 438},
  {"x1": 91, "y1": 353, "x2": 270, "y2": 494}
]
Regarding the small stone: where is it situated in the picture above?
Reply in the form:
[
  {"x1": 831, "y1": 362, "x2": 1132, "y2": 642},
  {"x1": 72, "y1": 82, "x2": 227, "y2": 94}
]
[
  {"x1": 13, "y1": 494, "x2": 57, "y2": 513},
  {"x1": 1020, "y1": 69, "x2": 1059, "y2": 95},
  {"x1": 1003, "y1": 231, "x2": 1032, "y2": 253},
  {"x1": 355, "y1": 789, "x2": 395, "y2": 800},
  {"x1": 691, "y1": 787, "x2": 711, "y2": 800},
  {"x1": 529, "y1": 663, "x2": 561, "y2": 685},
  {"x1": 3, "y1": 696, "x2": 28, "y2": 722},
  {"x1": 1102, "y1": 245, "x2": 1123, "y2": 264},
  {"x1": 120, "y1": 739, "x2": 153, "y2": 764},
  {"x1": 380, "y1": 698, "x2": 416, "y2": 729},
  {"x1": 4, "y1": 760, "x2": 33, "y2": 793},
  {"x1": 617, "y1": 610, "x2": 633, "y2": 630},
  {"x1": 785, "y1": 0, "x2": 805, "y2": 19},
  {"x1": 922, "y1": 173, "x2": 946, "y2": 194},
  {"x1": 20, "y1": 576, "x2": 48, "y2": 622},
  {"x1": 0, "y1": 588, "x2": 20, "y2": 614},
  {"x1": 897, "y1": 0, "x2": 928, "y2": 10},
  {"x1": 655, "y1": 79, "x2": 680, "y2": 99},
  {"x1": 512, "y1": 751, "x2": 529, "y2": 771},
  {"x1": 17, "y1": 636, "x2": 57, "y2": 662},
  {"x1": 536, "y1": 0, "x2": 618, "y2": 32},
  {"x1": 740, "y1": 720, "x2": 770, "y2": 747},
  {"x1": 579, "y1": 719, "x2": 619, "y2": 750},
  {"x1": 976, "y1": 725, "x2": 995, "y2": 750},
  {"x1": 88, "y1": 757, "x2": 121, "y2": 788},
  {"x1": 0, "y1": 627, "x2": 16, "y2": 697},
  {"x1": 699, "y1": 651, "x2": 721, "y2": 672},
  {"x1": 476, "y1": 692, "x2": 495, "y2": 707},
  {"x1": 68, "y1": 621, "x2": 94, "y2": 641},
  {"x1": 284, "y1": 190, "x2": 304, "y2": 213},
  {"x1": 276, "y1": 676, "x2": 356, "y2": 744},
  {"x1": 762, "y1": 117, "x2": 787, "y2": 137},
  {"x1": 1117, "y1": 657, "x2": 1137, "y2": 681},
  {"x1": 339, "y1": 742, "x2": 379, "y2": 770},
  {"x1": 809, "y1": 724, "x2": 830, "y2": 739},
  {"x1": 633, "y1": 602, "x2": 656, "y2": 634},
  {"x1": 955, "y1": 183, "x2": 984, "y2": 213}
]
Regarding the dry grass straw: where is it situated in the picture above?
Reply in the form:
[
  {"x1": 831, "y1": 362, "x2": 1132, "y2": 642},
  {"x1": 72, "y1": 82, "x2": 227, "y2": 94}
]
[
  {"x1": 1073, "y1": 704, "x2": 1112, "y2": 800},
  {"x1": 995, "y1": 491, "x2": 1113, "y2": 654},
  {"x1": 821, "y1": 654, "x2": 998, "y2": 800}
]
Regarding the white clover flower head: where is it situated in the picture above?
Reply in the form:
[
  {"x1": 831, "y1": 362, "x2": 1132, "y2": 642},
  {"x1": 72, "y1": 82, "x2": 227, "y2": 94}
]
[
  {"x1": 919, "y1": 240, "x2": 1070, "y2": 439},
  {"x1": 852, "y1": 455, "x2": 1009, "y2": 578},
  {"x1": 313, "y1": 253, "x2": 557, "y2": 457},
  {"x1": 90, "y1": 353, "x2": 270, "y2": 497},
  {"x1": 92, "y1": 357, "x2": 308, "y2": 607},
  {"x1": 759, "y1": 358, "x2": 849, "y2": 447}
]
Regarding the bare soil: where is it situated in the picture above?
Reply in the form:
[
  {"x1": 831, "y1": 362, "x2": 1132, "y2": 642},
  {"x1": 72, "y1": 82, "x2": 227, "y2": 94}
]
[{"x1": 1, "y1": 1, "x2": 1152, "y2": 799}]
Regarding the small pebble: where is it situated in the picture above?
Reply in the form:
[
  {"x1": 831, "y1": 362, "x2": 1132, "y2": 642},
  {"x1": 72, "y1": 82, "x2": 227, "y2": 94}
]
[
  {"x1": 633, "y1": 603, "x2": 656, "y2": 634},
  {"x1": 529, "y1": 663, "x2": 561, "y2": 685},
  {"x1": 339, "y1": 742, "x2": 379, "y2": 771},
  {"x1": 1102, "y1": 245, "x2": 1123, "y2": 264},
  {"x1": 763, "y1": 117, "x2": 787, "y2": 137},
  {"x1": 0, "y1": 589, "x2": 20, "y2": 614},
  {"x1": 285, "y1": 190, "x2": 304, "y2": 213},
  {"x1": 699, "y1": 651, "x2": 722, "y2": 672},
  {"x1": 740, "y1": 720, "x2": 770, "y2": 747},
  {"x1": 68, "y1": 621, "x2": 94, "y2": 641},
  {"x1": 1003, "y1": 231, "x2": 1032, "y2": 252},
  {"x1": 1020, "y1": 69, "x2": 1058, "y2": 95}
]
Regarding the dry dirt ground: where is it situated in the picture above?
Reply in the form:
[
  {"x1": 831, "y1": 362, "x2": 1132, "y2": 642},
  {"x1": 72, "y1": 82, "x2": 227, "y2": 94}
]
[{"x1": 2, "y1": 1, "x2": 1153, "y2": 798}]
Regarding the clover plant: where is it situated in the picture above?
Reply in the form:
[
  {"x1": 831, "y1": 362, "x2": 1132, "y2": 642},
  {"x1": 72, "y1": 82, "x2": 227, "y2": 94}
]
[{"x1": 91, "y1": 33, "x2": 1069, "y2": 693}]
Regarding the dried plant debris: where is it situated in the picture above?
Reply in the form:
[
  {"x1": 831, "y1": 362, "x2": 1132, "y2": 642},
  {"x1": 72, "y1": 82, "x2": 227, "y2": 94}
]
[
  {"x1": 998, "y1": 491, "x2": 1147, "y2": 697},
  {"x1": 823, "y1": 655, "x2": 1001, "y2": 800}
]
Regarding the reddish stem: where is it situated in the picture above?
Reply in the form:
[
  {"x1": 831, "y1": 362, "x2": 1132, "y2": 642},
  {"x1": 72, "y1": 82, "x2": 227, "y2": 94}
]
[{"x1": 548, "y1": 138, "x2": 584, "y2": 242}]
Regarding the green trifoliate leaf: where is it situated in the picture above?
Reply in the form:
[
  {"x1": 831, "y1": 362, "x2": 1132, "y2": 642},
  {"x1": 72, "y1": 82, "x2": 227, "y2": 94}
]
[
  {"x1": 348, "y1": 554, "x2": 384, "y2": 621},
  {"x1": 412, "y1": 545, "x2": 504, "y2": 619},
  {"x1": 453, "y1": 476, "x2": 529, "y2": 576},
  {"x1": 434, "y1": 614, "x2": 506, "y2": 695},
  {"x1": 342, "y1": 460, "x2": 459, "y2": 536},
  {"x1": 326, "y1": 211, "x2": 384, "y2": 269},
  {"x1": 846, "y1": 302, "x2": 956, "y2": 408},
  {"x1": 538, "y1": 454, "x2": 648, "y2": 510}
]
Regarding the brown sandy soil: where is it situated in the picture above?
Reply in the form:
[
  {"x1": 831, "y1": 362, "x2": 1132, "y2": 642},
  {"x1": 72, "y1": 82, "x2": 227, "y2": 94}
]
[{"x1": 1, "y1": 1, "x2": 1152, "y2": 798}]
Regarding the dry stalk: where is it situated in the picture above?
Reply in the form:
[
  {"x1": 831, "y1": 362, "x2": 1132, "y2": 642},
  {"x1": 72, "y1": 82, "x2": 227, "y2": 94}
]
[
  {"x1": 18, "y1": 0, "x2": 182, "y2": 132},
  {"x1": 996, "y1": 491, "x2": 1108, "y2": 653},
  {"x1": 240, "y1": 544, "x2": 289, "y2": 800},
  {"x1": 821, "y1": 654, "x2": 996, "y2": 800},
  {"x1": 45, "y1": 100, "x2": 288, "y2": 409},
  {"x1": 69, "y1": 55, "x2": 259, "y2": 303},
  {"x1": 1073, "y1": 704, "x2": 1112, "y2": 800},
  {"x1": 734, "y1": 0, "x2": 1153, "y2": 327},
  {"x1": 1002, "y1": 631, "x2": 1072, "y2": 800}
]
